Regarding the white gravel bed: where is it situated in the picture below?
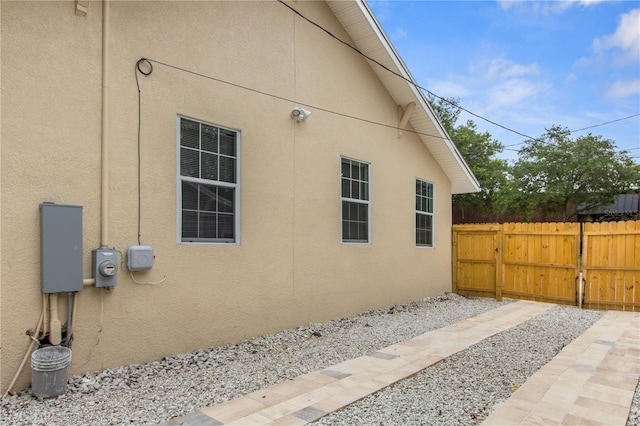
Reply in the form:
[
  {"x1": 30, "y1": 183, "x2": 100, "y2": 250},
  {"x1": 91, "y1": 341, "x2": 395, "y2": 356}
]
[
  {"x1": 313, "y1": 303, "x2": 611, "y2": 425},
  {"x1": 1, "y1": 294, "x2": 636, "y2": 426}
]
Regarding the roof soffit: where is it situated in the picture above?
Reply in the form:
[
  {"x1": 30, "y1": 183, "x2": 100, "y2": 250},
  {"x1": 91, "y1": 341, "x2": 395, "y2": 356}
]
[{"x1": 327, "y1": 1, "x2": 480, "y2": 194}]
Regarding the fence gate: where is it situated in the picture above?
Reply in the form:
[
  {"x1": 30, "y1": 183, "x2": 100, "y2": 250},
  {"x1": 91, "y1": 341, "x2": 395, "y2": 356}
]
[
  {"x1": 452, "y1": 220, "x2": 639, "y2": 312},
  {"x1": 501, "y1": 222, "x2": 579, "y2": 305},
  {"x1": 452, "y1": 224, "x2": 501, "y2": 299},
  {"x1": 583, "y1": 220, "x2": 640, "y2": 311}
]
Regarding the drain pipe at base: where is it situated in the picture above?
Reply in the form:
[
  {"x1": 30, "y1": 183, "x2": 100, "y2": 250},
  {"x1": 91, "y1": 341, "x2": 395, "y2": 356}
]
[{"x1": 1, "y1": 305, "x2": 44, "y2": 399}]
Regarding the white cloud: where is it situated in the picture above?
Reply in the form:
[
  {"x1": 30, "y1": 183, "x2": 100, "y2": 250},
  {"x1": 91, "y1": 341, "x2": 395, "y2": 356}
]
[
  {"x1": 573, "y1": 56, "x2": 590, "y2": 68},
  {"x1": 578, "y1": 0, "x2": 608, "y2": 6},
  {"x1": 488, "y1": 78, "x2": 549, "y2": 107},
  {"x1": 390, "y1": 27, "x2": 407, "y2": 40},
  {"x1": 428, "y1": 79, "x2": 470, "y2": 98},
  {"x1": 369, "y1": 0, "x2": 392, "y2": 22},
  {"x1": 497, "y1": 0, "x2": 573, "y2": 15},
  {"x1": 605, "y1": 79, "x2": 640, "y2": 98},
  {"x1": 486, "y1": 58, "x2": 540, "y2": 79},
  {"x1": 593, "y1": 9, "x2": 640, "y2": 62},
  {"x1": 451, "y1": 57, "x2": 548, "y2": 112},
  {"x1": 496, "y1": 1, "x2": 517, "y2": 11},
  {"x1": 497, "y1": 0, "x2": 605, "y2": 14}
]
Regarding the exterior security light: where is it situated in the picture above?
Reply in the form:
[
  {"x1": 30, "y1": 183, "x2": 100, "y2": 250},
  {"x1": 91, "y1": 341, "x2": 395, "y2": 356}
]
[{"x1": 291, "y1": 107, "x2": 311, "y2": 121}]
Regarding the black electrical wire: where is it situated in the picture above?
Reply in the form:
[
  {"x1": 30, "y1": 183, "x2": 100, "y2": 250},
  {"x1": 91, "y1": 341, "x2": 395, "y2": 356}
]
[
  {"x1": 137, "y1": 0, "x2": 639, "y2": 162},
  {"x1": 142, "y1": 57, "x2": 638, "y2": 166},
  {"x1": 502, "y1": 114, "x2": 640, "y2": 149},
  {"x1": 276, "y1": 0, "x2": 537, "y2": 141},
  {"x1": 278, "y1": 0, "x2": 639, "y2": 157},
  {"x1": 569, "y1": 114, "x2": 640, "y2": 134},
  {"x1": 142, "y1": 57, "x2": 450, "y2": 142},
  {"x1": 137, "y1": 58, "x2": 153, "y2": 76},
  {"x1": 135, "y1": 58, "x2": 153, "y2": 245}
]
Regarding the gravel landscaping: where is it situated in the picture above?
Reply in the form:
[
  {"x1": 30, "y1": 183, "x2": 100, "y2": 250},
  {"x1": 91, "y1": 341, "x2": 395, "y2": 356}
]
[{"x1": 1, "y1": 293, "x2": 637, "y2": 425}]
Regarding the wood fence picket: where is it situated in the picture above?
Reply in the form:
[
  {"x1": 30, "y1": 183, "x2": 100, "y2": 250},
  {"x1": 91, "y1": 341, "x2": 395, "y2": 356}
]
[{"x1": 452, "y1": 220, "x2": 639, "y2": 312}]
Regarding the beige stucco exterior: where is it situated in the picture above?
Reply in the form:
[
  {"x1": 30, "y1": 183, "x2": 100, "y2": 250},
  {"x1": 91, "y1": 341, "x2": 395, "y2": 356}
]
[{"x1": 1, "y1": 1, "x2": 476, "y2": 393}]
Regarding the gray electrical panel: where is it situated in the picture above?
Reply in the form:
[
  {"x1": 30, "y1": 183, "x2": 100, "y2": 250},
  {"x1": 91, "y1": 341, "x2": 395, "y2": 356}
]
[{"x1": 40, "y1": 203, "x2": 83, "y2": 293}]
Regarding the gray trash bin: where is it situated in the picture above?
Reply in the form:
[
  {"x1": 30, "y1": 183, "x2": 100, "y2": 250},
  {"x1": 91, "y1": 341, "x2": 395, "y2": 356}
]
[{"x1": 31, "y1": 346, "x2": 72, "y2": 398}]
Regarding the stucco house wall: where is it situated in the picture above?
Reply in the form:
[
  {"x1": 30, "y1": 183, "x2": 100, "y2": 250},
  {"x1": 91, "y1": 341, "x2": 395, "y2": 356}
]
[{"x1": 1, "y1": 0, "x2": 477, "y2": 392}]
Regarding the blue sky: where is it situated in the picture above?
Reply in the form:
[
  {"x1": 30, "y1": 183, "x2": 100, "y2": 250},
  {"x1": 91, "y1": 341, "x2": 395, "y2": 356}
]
[{"x1": 367, "y1": 0, "x2": 640, "y2": 163}]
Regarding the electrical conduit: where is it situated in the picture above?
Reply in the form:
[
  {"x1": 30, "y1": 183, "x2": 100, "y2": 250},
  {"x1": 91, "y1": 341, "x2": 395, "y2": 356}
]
[
  {"x1": 48, "y1": 294, "x2": 62, "y2": 346},
  {"x1": 101, "y1": 0, "x2": 110, "y2": 247},
  {"x1": 65, "y1": 293, "x2": 73, "y2": 346}
]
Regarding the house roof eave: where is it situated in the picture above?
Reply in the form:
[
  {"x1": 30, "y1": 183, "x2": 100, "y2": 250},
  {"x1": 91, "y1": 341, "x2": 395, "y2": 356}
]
[{"x1": 327, "y1": 0, "x2": 480, "y2": 195}]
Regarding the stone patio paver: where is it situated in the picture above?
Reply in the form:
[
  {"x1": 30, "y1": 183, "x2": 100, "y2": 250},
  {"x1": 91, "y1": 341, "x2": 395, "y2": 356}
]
[
  {"x1": 161, "y1": 300, "x2": 554, "y2": 425},
  {"x1": 482, "y1": 310, "x2": 640, "y2": 426},
  {"x1": 160, "y1": 302, "x2": 639, "y2": 426}
]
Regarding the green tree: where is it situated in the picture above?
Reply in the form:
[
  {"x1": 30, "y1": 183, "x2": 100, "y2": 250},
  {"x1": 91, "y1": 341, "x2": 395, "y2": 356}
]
[
  {"x1": 429, "y1": 95, "x2": 460, "y2": 135},
  {"x1": 501, "y1": 125, "x2": 640, "y2": 221},
  {"x1": 428, "y1": 95, "x2": 508, "y2": 217}
]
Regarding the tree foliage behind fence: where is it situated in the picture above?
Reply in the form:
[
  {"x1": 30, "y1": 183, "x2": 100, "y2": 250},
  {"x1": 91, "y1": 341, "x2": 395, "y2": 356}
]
[{"x1": 452, "y1": 220, "x2": 639, "y2": 312}]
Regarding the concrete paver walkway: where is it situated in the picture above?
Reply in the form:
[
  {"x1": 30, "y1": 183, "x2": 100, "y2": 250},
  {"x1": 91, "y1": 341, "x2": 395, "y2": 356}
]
[
  {"x1": 482, "y1": 310, "x2": 640, "y2": 425},
  {"x1": 161, "y1": 301, "x2": 639, "y2": 426}
]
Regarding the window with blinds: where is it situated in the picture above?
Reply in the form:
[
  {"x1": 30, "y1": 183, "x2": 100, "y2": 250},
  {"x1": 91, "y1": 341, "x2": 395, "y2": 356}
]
[
  {"x1": 179, "y1": 117, "x2": 239, "y2": 243},
  {"x1": 416, "y1": 179, "x2": 434, "y2": 247},
  {"x1": 341, "y1": 157, "x2": 370, "y2": 243}
]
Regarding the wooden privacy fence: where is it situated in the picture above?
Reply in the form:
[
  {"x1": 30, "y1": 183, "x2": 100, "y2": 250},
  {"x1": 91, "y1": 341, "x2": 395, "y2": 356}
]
[{"x1": 452, "y1": 220, "x2": 640, "y2": 312}]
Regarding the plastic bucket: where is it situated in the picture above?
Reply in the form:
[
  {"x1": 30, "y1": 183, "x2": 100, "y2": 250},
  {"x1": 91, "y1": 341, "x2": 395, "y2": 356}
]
[{"x1": 31, "y1": 346, "x2": 72, "y2": 398}]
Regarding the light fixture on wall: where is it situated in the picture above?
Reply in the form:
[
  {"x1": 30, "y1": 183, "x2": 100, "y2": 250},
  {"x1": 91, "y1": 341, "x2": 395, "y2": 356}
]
[{"x1": 291, "y1": 107, "x2": 311, "y2": 121}]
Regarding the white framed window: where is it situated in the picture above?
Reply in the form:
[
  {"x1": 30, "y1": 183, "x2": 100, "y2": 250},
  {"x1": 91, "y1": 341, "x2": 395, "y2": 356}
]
[
  {"x1": 341, "y1": 157, "x2": 370, "y2": 243},
  {"x1": 416, "y1": 179, "x2": 434, "y2": 247},
  {"x1": 178, "y1": 116, "x2": 239, "y2": 244}
]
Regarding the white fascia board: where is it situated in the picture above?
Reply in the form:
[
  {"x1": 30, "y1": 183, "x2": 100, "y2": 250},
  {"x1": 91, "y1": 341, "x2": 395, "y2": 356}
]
[{"x1": 341, "y1": 0, "x2": 480, "y2": 194}]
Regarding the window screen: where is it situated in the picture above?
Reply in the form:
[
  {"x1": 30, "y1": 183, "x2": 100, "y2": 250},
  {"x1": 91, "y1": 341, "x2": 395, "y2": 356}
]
[
  {"x1": 179, "y1": 117, "x2": 238, "y2": 243},
  {"x1": 341, "y1": 158, "x2": 370, "y2": 243},
  {"x1": 416, "y1": 179, "x2": 434, "y2": 247}
]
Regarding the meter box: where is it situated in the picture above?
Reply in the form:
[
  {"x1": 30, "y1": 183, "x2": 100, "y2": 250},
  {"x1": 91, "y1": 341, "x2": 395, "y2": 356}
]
[
  {"x1": 92, "y1": 248, "x2": 118, "y2": 288},
  {"x1": 40, "y1": 203, "x2": 83, "y2": 293},
  {"x1": 127, "y1": 245, "x2": 154, "y2": 271}
]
